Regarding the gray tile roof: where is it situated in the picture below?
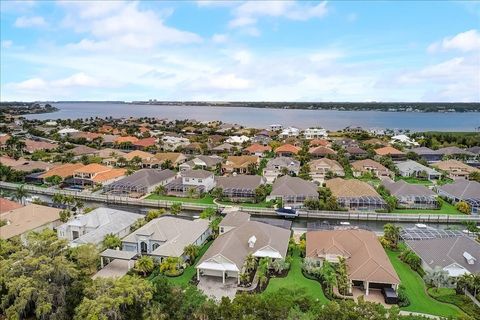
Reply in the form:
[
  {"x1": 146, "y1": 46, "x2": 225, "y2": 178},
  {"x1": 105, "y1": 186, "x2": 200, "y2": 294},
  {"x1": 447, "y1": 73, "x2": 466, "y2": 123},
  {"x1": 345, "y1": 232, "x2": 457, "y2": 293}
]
[
  {"x1": 215, "y1": 175, "x2": 265, "y2": 190},
  {"x1": 396, "y1": 160, "x2": 440, "y2": 176},
  {"x1": 270, "y1": 175, "x2": 318, "y2": 197},
  {"x1": 181, "y1": 169, "x2": 214, "y2": 179},
  {"x1": 436, "y1": 147, "x2": 475, "y2": 156},
  {"x1": 437, "y1": 180, "x2": 480, "y2": 199},
  {"x1": 107, "y1": 169, "x2": 176, "y2": 189},
  {"x1": 382, "y1": 180, "x2": 436, "y2": 197},
  {"x1": 410, "y1": 147, "x2": 439, "y2": 155},
  {"x1": 219, "y1": 211, "x2": 250, "y2": 228},
  {"x1": 265, "y1": 157, "x2": 300, "y2": 170},
  {"x1": 406, "y1": 236, "x2": 480, "y2": 273}
]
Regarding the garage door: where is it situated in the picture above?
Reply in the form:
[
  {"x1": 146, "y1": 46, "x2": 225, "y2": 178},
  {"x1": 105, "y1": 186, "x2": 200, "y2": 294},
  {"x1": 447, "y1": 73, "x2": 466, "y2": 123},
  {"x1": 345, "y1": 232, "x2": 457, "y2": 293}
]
[{"x1": 201, "y1": 269, "x2": 224, "y2": 277}]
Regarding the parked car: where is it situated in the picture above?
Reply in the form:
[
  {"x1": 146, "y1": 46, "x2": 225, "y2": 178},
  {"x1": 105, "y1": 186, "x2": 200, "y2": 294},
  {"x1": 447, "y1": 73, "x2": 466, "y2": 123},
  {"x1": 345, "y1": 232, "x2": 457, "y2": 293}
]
[{"x1": 381, "y1": 287, "x2": 398, "y2": 304}]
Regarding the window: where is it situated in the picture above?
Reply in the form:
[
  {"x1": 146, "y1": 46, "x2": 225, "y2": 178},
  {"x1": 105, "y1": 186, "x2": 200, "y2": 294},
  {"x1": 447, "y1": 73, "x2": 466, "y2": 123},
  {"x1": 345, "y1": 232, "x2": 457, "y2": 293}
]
[
  {"x1": 152, "y1": 243, "x2": 160, "y2": 250},
  {"x1": 198, "y1": 179, "x2": 203, "y2": 183},
  {"x1": 140, "y1": 241, "x2": 148, "y2": 253}
]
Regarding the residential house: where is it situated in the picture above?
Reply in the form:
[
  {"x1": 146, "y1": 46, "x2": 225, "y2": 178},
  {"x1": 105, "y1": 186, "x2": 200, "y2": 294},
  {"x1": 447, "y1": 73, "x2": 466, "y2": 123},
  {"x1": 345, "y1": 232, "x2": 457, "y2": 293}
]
[
  {"x1": 0, "y1": 204, "x2": 62, "y2": 240},
  {"x1": 69, "y1": 145, "x2": 99, "y2": 159},
  {"x1": 183, "y1": 142, "x2": 203, "y2": 155},
  {"x1": 69, "y1": 131, "x2": 102, "y2": 142},
  {"x1": 40, "y1": 163, "x2": 85, "y2": 182},
  {"x1": 304, "y1": 127, "x2": 327, "y2": 139},
  {"x1": 325, "y1": 178, "x2": 387, "y2": 211},
  {"x1": 24, "y1": 139, "x2": 58, "y2": 153},
  {"x1": 279, "y1": 126, "x2": 300, "y2": 139},
  {"x1": 222, "y1": 155, "x2": 259, "y2": 174},
  {"x1": 406, "y1": 236, "x2": 480, "y2": 277},
  {"x1": 132, "y1": 137, "x2": 157, "y2": 150},
  {"x1": 57, "y1": 207, "x2": 142, "y2": 247},
  {"x1": 263, "y1": 157, "x2": 300, "y2": 183},
  {"x1": 211, "y1": 143, "x2": 236, "y2": 155},
  {"x1": 351, "y1": 159, "x2": 393, "y2": 178},
  {"x1": 375, "y1": 146, "x2": 406, "y2": 160},
  {"x1": 58, "y1": 128, "x2": 80, "y2": 137},
  {"x1": 382, "y1": 180, "x2": 438, "y2": 209},
  {"x1": 251, "y1": 133, "x2": 272, "y2": 146},
  {"x1": 226, "y1": 135, "x2": 250, "y2": 144},
  {"x1": 179, "y1": 155, "x2": 223, "y2": 172},
  {"x1": 432, "y1": 160, "x2": 479, "y2": 180},
  {"x1": 275, "y1": 144, "x2": 300, "y2": 157},
  {"x1": 0, "y1": 134, "x2": 10, "y2": 151},
  {"x1": 309, "y1": 146, "x2": 336, "y2": 158},
  {"x1": 196, "y1": 212, "x2": 290, "y2": 284},
  {"x1": 436, "y1": 180, "x2": 480, "y2": 214},
  {"x1": 306, "y1": 229, "x2": 400, "y2": 295},
  {"x1": 215, "y1": 175, "x2": 266, "y2": 202},
  {"x1": 97, "y1": 148, "x2": 127, "y2": 166},
  {"x1": 390, "y1": 134, "x2": 419, "y2": 146},
  {"x1": 436, "y1": 147, "x2": 476, "y2": 159},
  {"x1": 122, "y1": 216, "x2": 211, "y2": 261},
  {"x1": 345, "y1": 146, "x2": 368, "y2": 159},
  {"x1": 161, "y1": 135, "x2": 190, "y2": 151},
  {"x1": 267, "y1": 175, "x2": 318, "y2": 207},
  {"x1": 166, "y1": 169, "x2": 215, "y2": 197},
  {"x1": 308, "y1": 158, "x2": 345, "y2": 184},
  {"x1": 104, "y1": 169, "x2": 176, "y2": 197},
  {"x1": 410, "y1": 147, "x2": 443, "y2": 163},
  {"x1": 72, "y1": 163, "x2": 126, "y2": 188},
  {"x1": 154, "y1": 152, "x2": 187, "y2": 167},
  {"x1": 395, "y1": 160, "x2": 441, "y2": 180},
  {"x1": 269, "y1": 124, "x2": 283, "y2": 131},
  {"x1": 243, "y1": 144, "x2": 271, "y2": 157},
  {"x1": 115, "y1": 136, "x2": 139, "y2": 149},
  {"x1": 122, "y1": 150, "x2": 162, "y2": 168}
]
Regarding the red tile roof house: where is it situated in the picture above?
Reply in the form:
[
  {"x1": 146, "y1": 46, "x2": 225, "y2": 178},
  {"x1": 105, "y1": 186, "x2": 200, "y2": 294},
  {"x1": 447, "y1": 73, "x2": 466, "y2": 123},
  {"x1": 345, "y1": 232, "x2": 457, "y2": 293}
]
[
  {"x1": 114, "y1": 136, "x2": 139, "y2": 150},
  {"x1": 375, "y1": 146, "x2": 406, "y2": 161},
  {"x1": 275, "y1": 144, "x2": 301, "y2": 157},
  {"x1": 132, "y1": 137, "x2": 157, "y2": 150},
  {"x1": 244, "y1": 143, "x2": 272, "y2": 157},
  {"x1": 24, "y1": 139, "x2": 58, "y2": 153}
]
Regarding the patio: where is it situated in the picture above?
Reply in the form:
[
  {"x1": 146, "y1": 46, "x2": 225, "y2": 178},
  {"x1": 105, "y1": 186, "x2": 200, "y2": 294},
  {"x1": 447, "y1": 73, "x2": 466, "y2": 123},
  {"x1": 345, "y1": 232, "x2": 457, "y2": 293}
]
[
  {"x1": 352, "y1": 287, "x2": 389, "y2": 306},
  {"x1": 92, "y1": 259, "x2": 131, "y2": 279},
  {"x1": 197, "y1": 275, "x2": 238, "y2": 301}
]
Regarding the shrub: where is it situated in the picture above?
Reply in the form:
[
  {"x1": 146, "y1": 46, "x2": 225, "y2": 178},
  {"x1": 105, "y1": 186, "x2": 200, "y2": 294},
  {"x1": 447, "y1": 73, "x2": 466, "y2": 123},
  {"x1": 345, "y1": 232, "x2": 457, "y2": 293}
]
[
  {"x1": 399, "y1": 249, "x2": 422, "y2": 272},
  {"x1": 397, "y1": 285, "x2": 410, "y2": 307}
]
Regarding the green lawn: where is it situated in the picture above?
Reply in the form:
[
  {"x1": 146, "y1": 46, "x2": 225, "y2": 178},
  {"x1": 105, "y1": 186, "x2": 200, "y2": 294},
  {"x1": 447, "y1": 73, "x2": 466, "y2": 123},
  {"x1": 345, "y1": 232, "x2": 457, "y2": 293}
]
[
  {"x1": 145, "y1": 194, "x2": 215, "y2": 205},
  {"x1": 427, "y1": 288, "x2": 480, "y2": 319},
  {"x1": 262, "y1": 251, "x2": 328, "y2": 304},
  {"x1": 218, "y1": 200, "x2": 274, "y2": 208},
  {"x1": 392, "y1": 198, "x2": 463, "y2": 215},
  {"x1": 168, "y1": 240, "x2": 213, "y2": 287},
  {"x1": 386, "y1": 249, "x2": 463, "y2": 318}
]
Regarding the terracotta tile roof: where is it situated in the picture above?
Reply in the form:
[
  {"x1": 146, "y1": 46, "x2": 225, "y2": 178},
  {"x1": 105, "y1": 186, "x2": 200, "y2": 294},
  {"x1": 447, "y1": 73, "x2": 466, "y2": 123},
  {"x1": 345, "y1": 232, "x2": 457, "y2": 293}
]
[
  {"x1": 306, "y1": 229, "x2": 400, "y2": 285},
  {"x1": 99, "y1": 125, "x2": 114, "y2": 133},
  {"x1": 91, "y1": 168, "x2": 126, "y2": 183},
  {"x1": 124, "y1": 150, "x2": 155, "y2": 161},
  {"x1": 309, "y1": 146, "x2": 336, "y2": 156},
  {"x1": 0, "y1": 134, "x2": 11, "y2": 145},
  {"x1": 133, "y1": 137, "x2": 157, "y2": 148},
  {"x1": 275, "y1": 144, "x2": 301, "y2": 154},
  {"x1": 309, "y1": 139, "x2": 330, "y2": 147},
  {"x1": 325, "y1": 178, "x2": 381, "y2": 197},
  {"x1": 375, "y1": 146, "x2": 405, "y2": 156},
  {"x1": 40, "y1": 163, "x2": 85, "y2": 179},
  {"x1": 244, "y1": 143, "x2": 271, "y2": 154},
  {"x1": 0, "y1": 156, "x2": 22, "y2": 167},
  {"x1": 74, "y1": 163, "x2": 112, "y2": 174},
  {"x1": 433, "y1": 160, "x2": 479, "y2": 174},
  {"x1": 115, "y1": 136, "x2": 139, "y2": 144},
  {"x1": 154, "y1": 152, "x2": 187, "y2": 164},
  {"x1": 351, "y1": 159, "x2": 390, "y2": 173},
  {"x1": 0, "y1": 198, "x2": 23, "y2": 213},
  {"x1": 70, "y1": 131, "x2": 102, "y2": 141}
]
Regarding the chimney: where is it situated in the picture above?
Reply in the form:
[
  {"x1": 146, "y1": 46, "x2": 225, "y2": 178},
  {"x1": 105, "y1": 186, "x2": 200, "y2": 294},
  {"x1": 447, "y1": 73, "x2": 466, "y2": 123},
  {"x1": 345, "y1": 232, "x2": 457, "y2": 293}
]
[{"x1": 248, "y1": 235, "x2": 256, "y2": 248}]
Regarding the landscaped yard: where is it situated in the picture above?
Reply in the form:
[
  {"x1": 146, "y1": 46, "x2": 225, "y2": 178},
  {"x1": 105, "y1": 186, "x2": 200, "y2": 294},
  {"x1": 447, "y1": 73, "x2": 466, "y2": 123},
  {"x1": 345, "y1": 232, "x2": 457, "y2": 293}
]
[
  {"x1": 386, "y1": 249, "x2": 463, "y2": 318},
  {"x1": 392, "y1": 198, "x2": 463, "y2": 215},
  {"x1": 262, "y1": 251, "x2": 328, "y2": 304},
  {"x1": 218, "y1": 200, "x2": 274, "y2": 208},
  {"x1": 427, "y1": 287, "x2": 480, "y2": 319},
  {"x1": 167, "y1": 240, "x2": 213, "y2": 287},
  {"x1": 145, "y1": 194, "x2": 215, "y2": 205}
]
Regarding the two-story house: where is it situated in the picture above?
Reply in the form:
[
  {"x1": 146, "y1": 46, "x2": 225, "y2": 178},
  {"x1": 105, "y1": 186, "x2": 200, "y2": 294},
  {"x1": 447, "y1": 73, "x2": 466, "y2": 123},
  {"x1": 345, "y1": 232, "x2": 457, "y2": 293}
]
[
  {"x1": 263, "y1": 157, "x2": 300, "y2": 183},
  {"x1": 166, "y1": 169, "x2": 215, "y2": 197}
]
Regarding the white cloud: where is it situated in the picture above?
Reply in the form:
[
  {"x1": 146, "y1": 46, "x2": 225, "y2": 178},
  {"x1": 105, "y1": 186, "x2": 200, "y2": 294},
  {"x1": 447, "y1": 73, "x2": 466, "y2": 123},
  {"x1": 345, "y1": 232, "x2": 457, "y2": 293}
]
[
  {"x1": 1, "y1": 40, "x2": 13, "y2": 48},
  {"x1": 211, "y1": 33, "x2": 228, "y2": 43},
  {"x1": 233, "y1": 50, "x2": 252, "y2": 64},
  {"x1": 14, "y1": 15, "x2": 47, "y2": 28},
  {"x1": 61, "y1": 2, "x2": 201, "y2": 50},
  {"x1": 428, "y1": 29, "x2": 480, "y2": 53},
  {"x1": 229, "y1": 1, "x2": 328, "y2": 29},
  {"x1": 208, "y1": 73, "x2": 251, "y2": 90}
]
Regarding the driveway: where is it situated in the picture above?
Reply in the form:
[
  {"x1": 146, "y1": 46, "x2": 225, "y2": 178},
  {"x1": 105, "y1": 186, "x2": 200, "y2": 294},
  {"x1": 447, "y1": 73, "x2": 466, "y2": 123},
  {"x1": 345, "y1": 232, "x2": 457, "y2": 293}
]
[
  {"x1": 92, "y1": 259, "x2": 130, "y2": 279},
  {"x1": 197, "y1": 275, "x2": 238, "y2": 301}
]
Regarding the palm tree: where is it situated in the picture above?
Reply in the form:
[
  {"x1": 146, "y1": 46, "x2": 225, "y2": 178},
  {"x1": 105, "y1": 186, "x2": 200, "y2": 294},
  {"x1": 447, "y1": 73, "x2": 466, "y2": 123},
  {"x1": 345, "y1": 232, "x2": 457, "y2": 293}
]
[
  {"x1": 244, "y1": 253, "x2": 257, "y2": 273},
  {"x1": 160, "y1": 256, "x2": 181, "y2": 274},
  {"x1": 135, "y1": 256, "x2": 155, "y2": 277},
  {"x1": 154, "y1": 185, "x2": 166, "y2": 196},
  {"x1": 184, "y1": 244, "x2": 200, "y2": 263},
  {"x1": 170, "y1": 202, "x2": 182, "y2": 215},
  {"x1": 52, "y1": 193, "x2": 65, "y2": 206},
  {"x1": 320, "y1": 260, "x2": 337, "y2": 296},
  {"x1": 14, "y1": 185, "x2": 28, "y2": 205}
]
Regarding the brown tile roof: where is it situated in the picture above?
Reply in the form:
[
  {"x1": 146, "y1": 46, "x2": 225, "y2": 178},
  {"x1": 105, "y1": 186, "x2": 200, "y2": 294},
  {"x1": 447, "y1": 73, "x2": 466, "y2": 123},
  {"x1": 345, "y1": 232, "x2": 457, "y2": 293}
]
[
  {"x1": 275, "y1": 144, "x2": 300, "y2": 154},
  {"x1": 309, "y1": 139, "x2": 330, "y2": 147},
  {"x1": 40, "y1": 163, "x2": 85, "y2": 179},
  {"x1": 0, "y1": 204, "x2": 61, "y2": 239},
  {"x1": 115, "y1": 136, "x2": 139, "y2": 144},
  {"x1": 325, "y1": 178, "x2": 381, "y2": 197},
  {"x1": 74, "y1": 163, "x2": 112, "y2": 174},
  {"x1": 133, "y1": 137, "x2": 157, "y2": 148},
  {"x1": 309, "y1": 146, "x2": 336, "y2": 156},
  {"x1": 0, "y1": 198, "x2": 23, "y2": 213},
  {"x1": 24, "y1": 139, "x2": 58, "y2": 152},
  {"x1": 70, "y1": 131, "x2": 102, "y2": 141},
  {"x1": 306, "y1": 229, "x2": 400, "y2": 285},
  {"x1": 0, "y1": 134, "x2": 11, "y2": 145},
  {"x1": 432, "y1": 160, "x2": 479, "y2": 174},
  {"x1": 351, "y1": 159, "x2": 390, "y2": 174},
  {"x1": 375, "y1": 146, "x2": 405, "y2": 156},
  {"x1": 154, "y1": 152, "x2": 186, "y2": 164},
  {"x1": 91, "y1": 168, "x2": 126, "y2": 183},
  {"x1": 224, "y1": 155, "x2": 259, "y2": 168},
  {"x1": 124, "y1": 150, "x2": 156, "y2": 161},
  {"x1": 70, "y1": 145, "x2": 99, "y2": 156},
  {"x1": 308, "y1": 158, "x2": 344, "y2": 172},
  {"x1": 244, "y1": 143, "x2": 271, "y2": 154}
]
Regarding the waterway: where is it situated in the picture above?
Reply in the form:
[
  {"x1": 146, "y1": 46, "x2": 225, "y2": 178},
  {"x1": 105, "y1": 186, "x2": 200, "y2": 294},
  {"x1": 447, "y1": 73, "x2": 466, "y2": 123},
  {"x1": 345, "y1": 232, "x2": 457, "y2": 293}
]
[{"x1": 24, "y1": 102, "x2": 480, "y2": 132}]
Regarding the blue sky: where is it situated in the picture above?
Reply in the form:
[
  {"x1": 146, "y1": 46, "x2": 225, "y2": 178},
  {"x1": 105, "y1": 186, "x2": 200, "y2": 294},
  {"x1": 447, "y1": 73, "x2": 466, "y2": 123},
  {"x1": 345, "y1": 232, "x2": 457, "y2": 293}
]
[{"x1": 1, "y1": 0, "x2": 479, "y2": 102}]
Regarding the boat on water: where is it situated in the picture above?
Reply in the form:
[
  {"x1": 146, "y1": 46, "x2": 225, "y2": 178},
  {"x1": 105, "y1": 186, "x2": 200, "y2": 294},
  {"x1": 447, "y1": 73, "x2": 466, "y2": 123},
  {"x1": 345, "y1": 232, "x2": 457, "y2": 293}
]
[{"x1": 275, "y1": 207, "x2": 298, "y2": 218}]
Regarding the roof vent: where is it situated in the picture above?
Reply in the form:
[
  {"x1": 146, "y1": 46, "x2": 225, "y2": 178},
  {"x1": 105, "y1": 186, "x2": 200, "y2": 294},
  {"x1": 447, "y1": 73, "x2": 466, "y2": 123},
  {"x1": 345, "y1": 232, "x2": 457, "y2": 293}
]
[
  {"x1": 248, "y1": 235, "x2": 256, "y2": 248},
  {"x1": 463, "y1": 252, "x2": 476, "y2": 265}
]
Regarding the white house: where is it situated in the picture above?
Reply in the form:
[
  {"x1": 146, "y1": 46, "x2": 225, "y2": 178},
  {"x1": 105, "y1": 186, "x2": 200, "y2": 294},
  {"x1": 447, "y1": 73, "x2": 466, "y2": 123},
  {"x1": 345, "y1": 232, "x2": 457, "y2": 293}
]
[
  {"x1": 166, "y1": 169, "x2": 216, "y2": 196},
  {"x1": 304, "y1": 127, "x2": 328, "y2": 139},
  {"x1": 391, "y1": 134, "x2": 419, "y2": 146},
  {"x1": 269, "y1": 124, "x2": 283, "y2": 131},
  {"x1": 57, "y1": 127, "x2": 80, "y2": 137},
  {"x1": 161, "y1": 135, "x2": 190, "y2": 151},
  {"x1": 279, "y1": 127, "x2": 300, "y2": 139},
  {"x1": 56, "y1": 207, "x2": 143, "y2": 247},
  {"x1": 226, "y1": 135, "x2": 250, "y2": 144}
]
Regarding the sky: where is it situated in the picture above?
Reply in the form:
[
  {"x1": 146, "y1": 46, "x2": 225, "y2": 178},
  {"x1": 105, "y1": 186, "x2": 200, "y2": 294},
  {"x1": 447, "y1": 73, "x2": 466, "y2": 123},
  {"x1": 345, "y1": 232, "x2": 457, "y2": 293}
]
[{"x1": 1, "y1": 0, "x2": 479, "y2": 102}]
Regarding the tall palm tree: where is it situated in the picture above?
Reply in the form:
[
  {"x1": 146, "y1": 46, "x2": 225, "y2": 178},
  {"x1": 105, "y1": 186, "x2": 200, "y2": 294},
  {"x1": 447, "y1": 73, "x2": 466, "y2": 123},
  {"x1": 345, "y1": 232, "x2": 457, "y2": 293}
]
[
  {"x1": 14, "y1": 185, "x2": 28, "y2": 205},
  {"x1": 135, "y1": 256, "x2": 155, "y2": 277},
  {"x1": 184, "y1": 244, "x2": 200, "y2": 263}
]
